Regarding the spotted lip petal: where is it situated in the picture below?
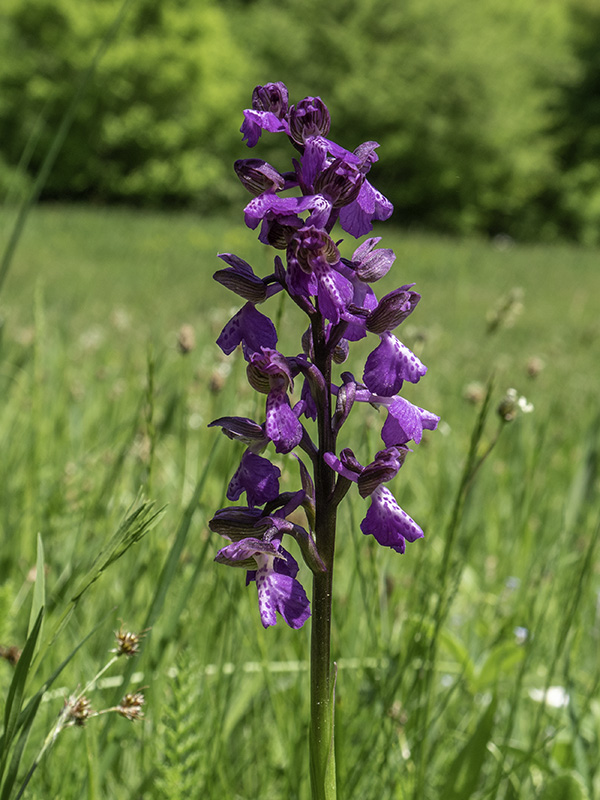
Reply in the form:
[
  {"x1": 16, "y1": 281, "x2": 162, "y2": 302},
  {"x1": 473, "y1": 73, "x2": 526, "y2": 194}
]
[
  {"x1": 360, "y1": 486, "x2": 424, "y2": 554},
  {"x1": 363, "y1": 333, "x2": 427, "y2": 397}
]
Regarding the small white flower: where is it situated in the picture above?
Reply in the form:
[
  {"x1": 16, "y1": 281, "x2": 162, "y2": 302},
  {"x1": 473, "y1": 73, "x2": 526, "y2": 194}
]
[{"x1": 529, "y1": 685, "x2": 569, "y2": 708}]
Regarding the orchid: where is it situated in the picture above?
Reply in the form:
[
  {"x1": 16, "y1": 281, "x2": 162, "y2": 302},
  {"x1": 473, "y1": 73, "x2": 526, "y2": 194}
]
[{"x1": 208, "y1": 82, "x2": 439, "y2": 799}]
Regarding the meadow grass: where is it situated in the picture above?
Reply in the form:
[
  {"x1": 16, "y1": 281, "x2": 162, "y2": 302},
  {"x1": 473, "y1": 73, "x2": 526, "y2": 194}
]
[{"x1": 0, "y1": 204, "x2": 599, "y2": 799}]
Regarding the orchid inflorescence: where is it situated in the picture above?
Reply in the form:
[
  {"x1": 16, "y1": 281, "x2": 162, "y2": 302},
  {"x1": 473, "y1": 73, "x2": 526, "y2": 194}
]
[{"x1": 208, "y1": 82, "x2": 439, "y2": 630}]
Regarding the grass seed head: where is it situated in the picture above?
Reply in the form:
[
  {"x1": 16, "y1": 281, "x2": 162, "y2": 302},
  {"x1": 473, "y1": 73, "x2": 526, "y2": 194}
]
[
  {"x1": 113, "y1": 626, "x2": 145, "y2": 657},
  {"x1": 117, "y1": 692, "x2": 145, "y2": 721}
]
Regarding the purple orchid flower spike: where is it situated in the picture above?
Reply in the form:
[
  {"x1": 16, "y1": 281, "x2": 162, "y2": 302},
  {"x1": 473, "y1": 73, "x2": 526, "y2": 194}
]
[{"x1": 209, "y1": 83, "x2": 439, "y2": 794}]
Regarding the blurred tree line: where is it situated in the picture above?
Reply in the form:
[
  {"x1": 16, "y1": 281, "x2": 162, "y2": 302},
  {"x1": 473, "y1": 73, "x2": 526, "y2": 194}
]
[{"x1": 2, "y1": 0, "x2": 600, "y2": 243}]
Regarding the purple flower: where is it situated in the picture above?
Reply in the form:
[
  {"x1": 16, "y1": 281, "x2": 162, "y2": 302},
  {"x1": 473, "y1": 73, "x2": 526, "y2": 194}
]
[
  {"x1": 366, "y1": 285, "x2": 421, "y2": 334},
  {"x1": 217, "y1": 302, "x2": 278, "y2": 357},
  {"x1": 360, "y1": 486, "x2": 424, "y2": 553},
  {"x1": 363, "y1": 333, "x2": 427, "y2": 396},
  {"x1": 251, "y1": 82, "x2": 289, "y2": 117},
  {"x1": 325, "y1": 447, "x2": 424, "y2": 554},
  {"x1": 381, "y1": 396, "x2": 439, "y2": 446},
  {"x1": 339, "y1": 180, "x2": 393, "y2": 238},
  {"x1": 348, "y1": 237, "x2": 396, "y2": 283},
  {"x1": 215, "y1": 537, "x2": 310, "y2": 628},
  {"x1": 227, "y1": 450, "x2": 281, "y2": 507},
  {"x1": 213, "y1": 253, "x2": 269, "y2": 303},
  {"x1": 348, "y1": 385, "x2": 439, "y2": 446},
  {"x1": 288, "y1": 96, "x2": 331, "y2": 144},
  {"x1": 286, "y1": 227, "x2": 353, "y2": 324},
  {"x1": 314, "y1": 158, "x2": 365, "y2": 209},
  {"x1": 234, "y1": 159, "x2": 286, "y2": 196},
  {"x1": 246, "y1": 348, "x2": 303, "y2": 453}
]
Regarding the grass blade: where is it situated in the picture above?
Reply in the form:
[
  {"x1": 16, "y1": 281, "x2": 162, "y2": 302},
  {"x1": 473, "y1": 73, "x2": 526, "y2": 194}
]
[{"x1": 0, "y1": 608, "x2": 43, "y2": 786}]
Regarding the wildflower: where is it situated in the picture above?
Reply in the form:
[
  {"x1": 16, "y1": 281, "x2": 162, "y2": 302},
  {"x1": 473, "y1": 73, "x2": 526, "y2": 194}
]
[
  {"x1": 325, "y1": 447, "x2": 424, "y2": 554},
  {"x1": 215, "y1": 537, "x2": 310, "y2": 629},
  {"x1": 498, "y1": 387, "x2": 534, "y2": 422},
  {"x1": 526, "y1": 356, "x2": 545, "y2": 378},
  {"x1": 0, "y1": 644, "x2": 21, "y2": 665},
  {"x1": 177, "y1": 324, "x2": 195, "y2": 355},
  {"x1": 209, "y1": 82, "x2": 438, "y2": 628}
]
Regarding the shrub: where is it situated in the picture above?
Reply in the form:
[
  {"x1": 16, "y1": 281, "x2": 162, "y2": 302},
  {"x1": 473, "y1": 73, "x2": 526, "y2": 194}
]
[{"x1": 0, "y1": 0, "x2": 248, "y2": 209}]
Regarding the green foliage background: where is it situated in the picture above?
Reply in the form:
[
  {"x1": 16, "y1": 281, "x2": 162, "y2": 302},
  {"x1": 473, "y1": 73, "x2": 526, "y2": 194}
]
[{"x1": 2, "y1": 0, "x2": 600, "y2": 240}]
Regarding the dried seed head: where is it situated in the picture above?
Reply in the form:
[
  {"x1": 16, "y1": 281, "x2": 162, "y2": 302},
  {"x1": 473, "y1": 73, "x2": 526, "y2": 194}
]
[
  {"x1": 177, "y1": 324, "x2": 196, "y2": 355},
  {"x1": 117, "y1": 692, "x2": 145, "y2": 721},
  {"x1": 66, "y1": 695, "x2": 93, "y2": 726},
  {"x1": 113, "y1": 627, "x2": 145, "y2": 658},
  {"x1": 0, "y1": 645, "x2": 21, "y2": 666}
]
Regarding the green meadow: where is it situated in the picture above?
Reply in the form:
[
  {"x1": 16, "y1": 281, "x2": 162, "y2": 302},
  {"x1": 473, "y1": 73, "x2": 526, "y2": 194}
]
[{"x1": 0, "y1": 204, "x2": 599, "y2": 799}]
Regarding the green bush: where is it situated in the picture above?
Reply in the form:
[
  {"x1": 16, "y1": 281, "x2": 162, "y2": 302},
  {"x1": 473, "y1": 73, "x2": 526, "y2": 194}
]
[
  {"x1": 0, "y1": 0, "x2": 248, "y2": 208},
  {"x1": 4, "y1": 0, "x2": 600, "y2": 243},
  {"x1": 236, "y1": 0, "x2": 575, "y2": 239},
  {"x1": 550, "y1": 0, "x2": 600, "y2": 244}
]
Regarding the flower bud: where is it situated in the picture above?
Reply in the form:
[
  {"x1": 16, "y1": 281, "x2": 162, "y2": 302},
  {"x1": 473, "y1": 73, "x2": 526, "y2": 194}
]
[
  {"x1": 357, "y1": 447, "x2": 407, "y2": 498},
  {"x1": 213, "y1": 268, "x2": 267, "y2": 303},
  {"x1": 208, "y1": 507, "x2": 270, "y2": 540},
  {"x1": 366, "y1": 287, "x2": 421, "y2": 334},
  {"x1": 497, "y1": 388, "x2": 533, "y2": 422},
  {"x1": 332, "y1": 338, "x2": 349, "y2": 364},
  {"x1": 353, "y1": 244, "x2": 396, "y2": 283},
  {"x1": 288, "y1": 96, "x2": 330, "y2": 144},
  {"x1": 208, "y1": 416, "x2": 266, "y2": 445},
  {"x1": 337, "y1": 447, "x2": 363, "y2": 476},
  {"x1": 234, "y1": 159, "x2": 285, "y2": 196},
  {"x1": 333, "y1": 379, "x2": 355, "y2": 433},
  {"x1": 251, "y1": 82, "x2": 289, "y2": 118}
]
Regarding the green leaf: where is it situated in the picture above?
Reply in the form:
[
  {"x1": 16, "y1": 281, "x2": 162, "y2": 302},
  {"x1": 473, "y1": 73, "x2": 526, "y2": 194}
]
[
  {"x1": 70, "y1": 495, "x2": 163, "y2": 604},
  {"x1": 475, "y1": 641, "x2": 525, "y2": 692},
  {"x1": 439, "y1": 628, "x2": 476, "y2": 687},
  {"x1": 538, "y1": 773, "x2": 589, "y2": 800},
  {"x1": 444, "y1": 693, "x2": 498, "y2": 800},
  {"x1": 27, "y1": 534, "x2": 45, "y2": 642},
  {"x1": 0, "y1": 608, "x2": 43, "y2": 787}
]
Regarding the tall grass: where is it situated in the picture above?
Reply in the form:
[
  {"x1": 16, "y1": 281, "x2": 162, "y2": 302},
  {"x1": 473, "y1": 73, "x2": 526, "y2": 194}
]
[{"x1": 0, "y1": 204, "x2": 599, "y2": 798}]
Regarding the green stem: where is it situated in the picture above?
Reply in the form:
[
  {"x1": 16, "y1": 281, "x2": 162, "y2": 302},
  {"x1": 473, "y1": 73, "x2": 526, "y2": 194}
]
[{"x1": 309, "y1": 314, "x2": 337, "y2": 800}]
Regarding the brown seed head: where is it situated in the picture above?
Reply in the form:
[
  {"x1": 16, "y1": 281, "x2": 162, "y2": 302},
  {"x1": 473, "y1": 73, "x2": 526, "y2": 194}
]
[
  {"x1": 113, "y1": 627, "x2": 145, "y2": 657},
  {"x1": 117, "y1": 692, "x2": 145, "y2": 721}
]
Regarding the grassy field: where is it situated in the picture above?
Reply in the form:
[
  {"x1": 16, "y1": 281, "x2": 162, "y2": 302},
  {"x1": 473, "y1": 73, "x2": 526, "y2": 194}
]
[{"x1": 0, "y1": 203, "x2": 599, "y2": 799}]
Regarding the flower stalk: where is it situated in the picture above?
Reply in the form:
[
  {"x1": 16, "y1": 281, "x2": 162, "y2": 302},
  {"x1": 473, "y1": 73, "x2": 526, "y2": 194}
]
[{"x1": 208, "y1": 83, "x2": 439, "y2": 797}]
